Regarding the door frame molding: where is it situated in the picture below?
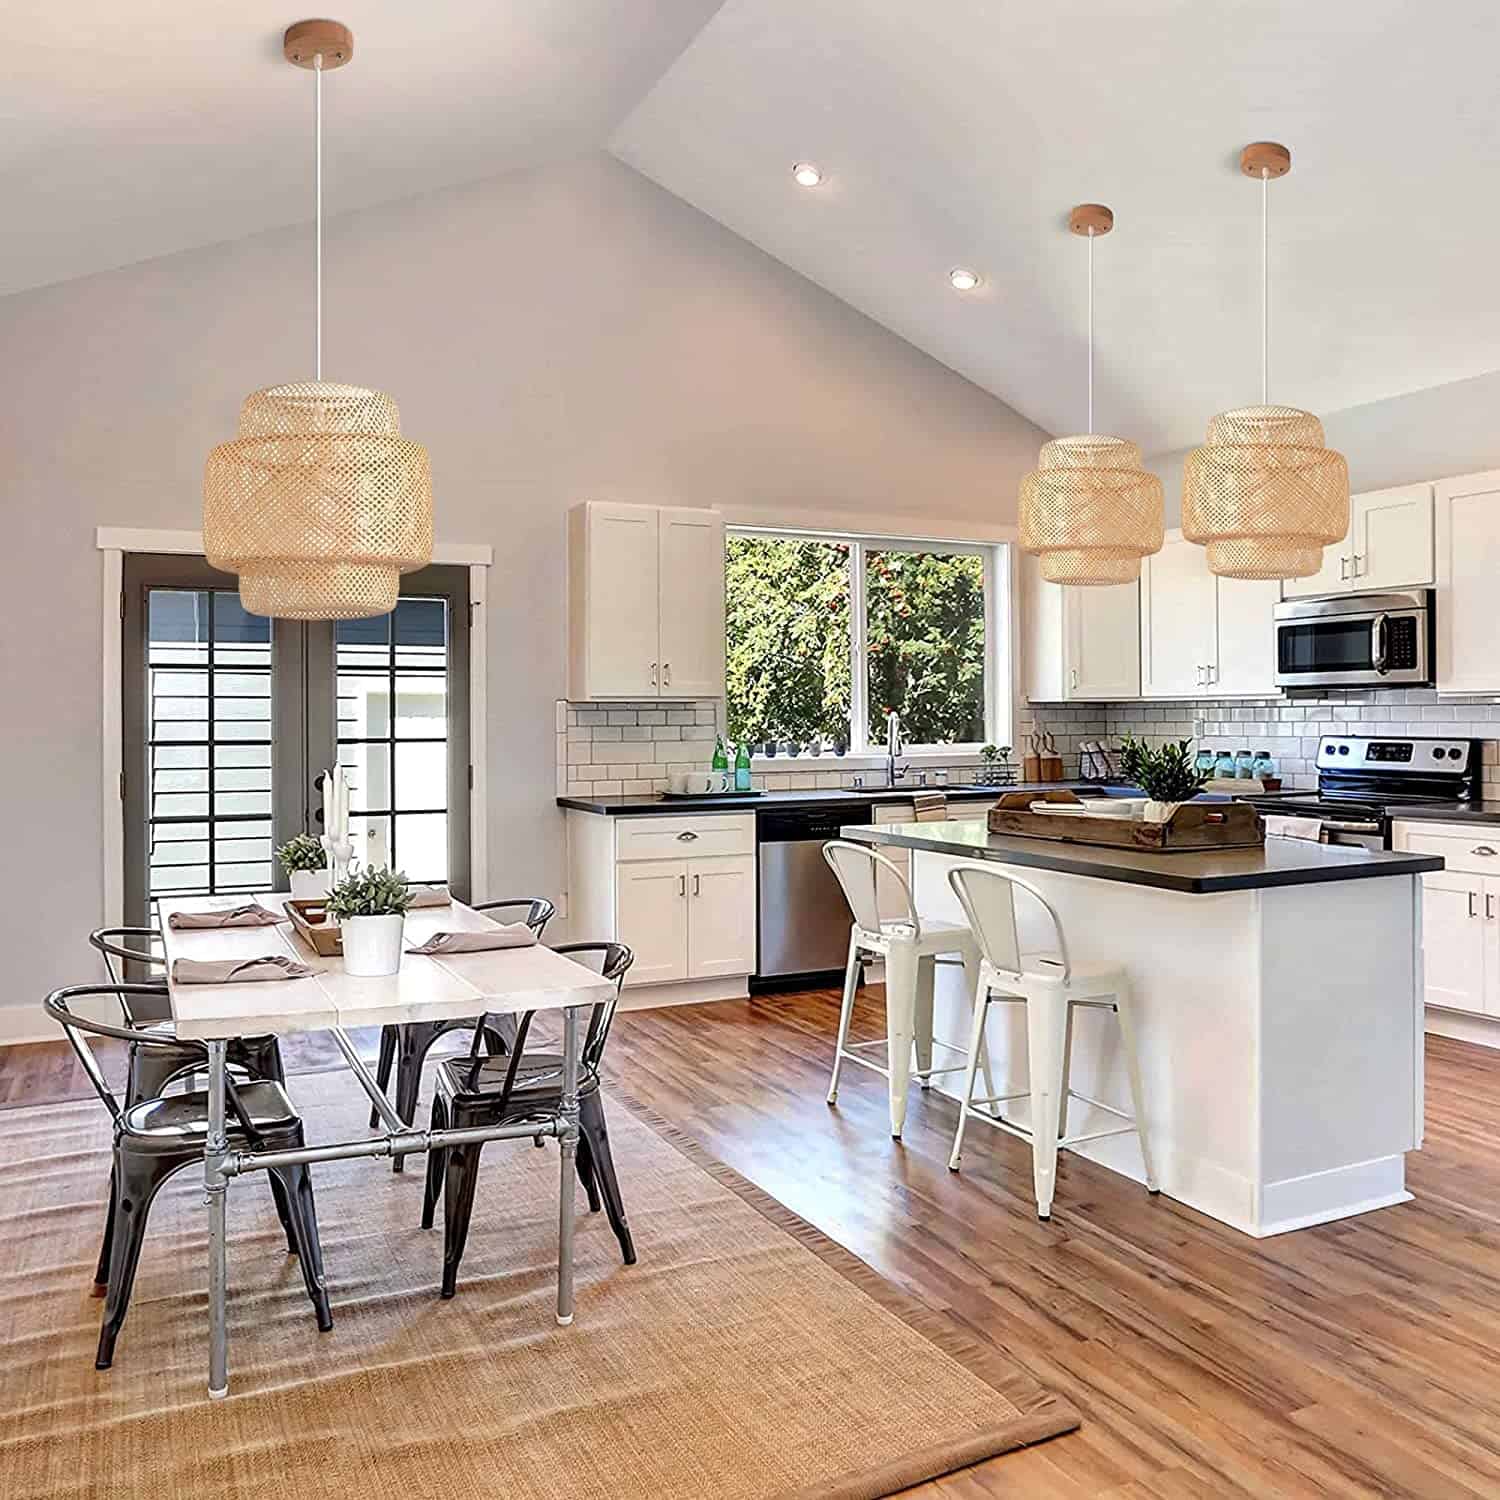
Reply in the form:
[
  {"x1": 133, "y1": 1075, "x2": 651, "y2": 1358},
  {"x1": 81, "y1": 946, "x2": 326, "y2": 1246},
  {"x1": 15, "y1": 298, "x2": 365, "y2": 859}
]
[{"x1": 97, "y1": 527, "x2": 492, "y2": 927}]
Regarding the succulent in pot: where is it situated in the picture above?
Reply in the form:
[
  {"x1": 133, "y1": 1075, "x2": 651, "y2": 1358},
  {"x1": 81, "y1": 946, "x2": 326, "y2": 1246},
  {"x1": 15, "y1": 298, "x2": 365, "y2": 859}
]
[
  {"x1": 277, "y1": 832, "x2": 329, "y2": 900},
  {"x1": 326, "y1": 864, "x2": 413, "y2": 976},
  {"x1": 1118, "y1": 735, "x2": 1210, "y2": 823}
]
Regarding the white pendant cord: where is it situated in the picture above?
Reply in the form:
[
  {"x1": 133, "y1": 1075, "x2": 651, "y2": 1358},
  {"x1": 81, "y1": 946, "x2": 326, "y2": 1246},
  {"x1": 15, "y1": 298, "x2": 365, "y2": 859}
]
[
  {"x1": 1260, "y1": 167, "x2": 1268, "y2": 406},
  {"x1": 1086, "y1": 227, "x2": 1095, "y2": 434},
  {"x1": 315, "y1": 52, "x2": 324, "y2": 382}
]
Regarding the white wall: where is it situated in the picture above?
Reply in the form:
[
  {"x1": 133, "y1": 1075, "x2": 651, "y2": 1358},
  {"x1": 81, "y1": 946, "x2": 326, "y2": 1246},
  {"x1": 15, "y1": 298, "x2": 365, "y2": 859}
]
[
  {"x1": 1151, "y1": 365, "x2": 1500, "y2": 523},
  {"x1": 0, "y1": 150, "x2": 1046, "y2": 1027}
]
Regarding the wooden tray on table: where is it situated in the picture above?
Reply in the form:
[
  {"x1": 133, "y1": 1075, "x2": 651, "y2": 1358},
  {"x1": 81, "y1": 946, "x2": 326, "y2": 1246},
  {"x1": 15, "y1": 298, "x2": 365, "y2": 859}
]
[
  {"x1": 282, "y1": 898, "x2": 343, "y2": 956},
  {"x1": 986, "y1": 790, "x2": 1264, "y2": 852}
]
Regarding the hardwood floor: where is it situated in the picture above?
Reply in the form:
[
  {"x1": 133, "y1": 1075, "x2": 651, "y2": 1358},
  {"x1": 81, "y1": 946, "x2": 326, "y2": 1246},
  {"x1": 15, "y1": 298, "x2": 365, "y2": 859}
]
[{"x1": 9, "y1": 990, "x2": 1500, "y2": 1497}]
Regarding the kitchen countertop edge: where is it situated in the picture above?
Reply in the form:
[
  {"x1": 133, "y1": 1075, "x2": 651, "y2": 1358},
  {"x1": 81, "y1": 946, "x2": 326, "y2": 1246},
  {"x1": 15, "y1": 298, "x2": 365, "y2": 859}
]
[{"x1": 556, "y1": 783, "x2": 1109, "y2": 817}]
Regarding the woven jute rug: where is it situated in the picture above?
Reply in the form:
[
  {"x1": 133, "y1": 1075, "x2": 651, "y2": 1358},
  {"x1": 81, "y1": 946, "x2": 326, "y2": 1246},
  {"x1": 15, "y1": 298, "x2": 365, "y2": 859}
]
[{"x1": 0, "y1": 1073, "x2": 1077, "y2": 1499}]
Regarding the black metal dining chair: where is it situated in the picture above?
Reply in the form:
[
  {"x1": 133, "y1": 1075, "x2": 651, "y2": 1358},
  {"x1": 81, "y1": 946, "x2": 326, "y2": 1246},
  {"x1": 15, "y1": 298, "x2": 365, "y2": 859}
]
[
  {"x1": 369, "y1": 897, "x2": 556, "y2": 1171},
  {"x1": 420, "y1": 942, "x2": 635, "y2": 1298},
  {"x1": 44, "y1": 984, "x2": 333, "y2": 1370}
]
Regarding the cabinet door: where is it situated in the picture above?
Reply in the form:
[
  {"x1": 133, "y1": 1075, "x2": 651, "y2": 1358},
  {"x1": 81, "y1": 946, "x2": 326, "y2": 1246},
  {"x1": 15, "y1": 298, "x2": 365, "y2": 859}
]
[
  {"x1": 582, "y1": 504, "x2": 661, "y2": 698},
  {"x1": 1436, "y1": 474, "x2": 1500, "y2": 693},
  {"x1": 615, "y1": 859, "x2": 688, "y2": 985},
  {"x1": 687, "y1": 854, "x2": 757, "y2": 978},
  {"x1": 1351, "y1": 484, "x2": 1434, "y2": 592},
  {"x1": 1213, "y1": 577, "x2": 1281, "y2": 696},
  {"x1": 1067, "y1": 580, "x2": 1140, "y2": 699},
  {"x1": 658, "y1": 508, "x2": 725, "y2": 699},
  {"x1": 1419, "y1": 869, "x2": 1487, "y2": 1015},
  {"x1": 1281, "y1": 540, "x2": 1348, "y2": 599},
  {"x1": 1140, "y1": 537, "x2": 1214, "y2": 697}
]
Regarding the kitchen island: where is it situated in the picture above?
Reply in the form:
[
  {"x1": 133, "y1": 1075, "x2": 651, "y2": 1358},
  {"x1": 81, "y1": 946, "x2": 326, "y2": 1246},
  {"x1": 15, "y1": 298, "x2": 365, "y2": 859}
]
[{"x1": 841, "y1": 820, "x2": 1444, "y2": 1237}]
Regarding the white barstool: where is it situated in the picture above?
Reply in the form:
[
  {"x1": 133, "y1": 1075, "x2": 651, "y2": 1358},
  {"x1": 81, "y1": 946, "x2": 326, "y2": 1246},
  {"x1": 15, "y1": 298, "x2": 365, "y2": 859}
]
[
  {"x1": 945, "y1": 862, "x2": 1157, "y2": 1220},
  {"x1": 822, "y1": 840, "x2": 992, "y2": 1139}
]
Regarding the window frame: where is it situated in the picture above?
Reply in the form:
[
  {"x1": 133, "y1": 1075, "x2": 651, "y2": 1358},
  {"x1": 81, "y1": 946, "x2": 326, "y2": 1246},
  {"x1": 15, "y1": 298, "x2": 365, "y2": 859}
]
[{"x1": 725, "y1": 525, "x2": 1011, "y2": 759}]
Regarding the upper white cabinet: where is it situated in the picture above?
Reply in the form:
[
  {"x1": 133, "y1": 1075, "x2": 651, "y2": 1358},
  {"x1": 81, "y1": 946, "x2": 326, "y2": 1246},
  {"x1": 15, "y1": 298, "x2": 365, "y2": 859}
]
[
  {"x1": 1140, "y1": 534, "x2": 1279, "y2": 698},
  {"x1": 568, "y1": 501, "x2": 725, "y2": 700},
  {"x1": 1283, "y1": 484, "x2": 1434, "y2": 599},
  {"x1": 1021, "y1": 551, "x2": 1140, "y2": 701},
  {"x1": 1435, "y1": 471, "x2": 1500, "y2": 693}
]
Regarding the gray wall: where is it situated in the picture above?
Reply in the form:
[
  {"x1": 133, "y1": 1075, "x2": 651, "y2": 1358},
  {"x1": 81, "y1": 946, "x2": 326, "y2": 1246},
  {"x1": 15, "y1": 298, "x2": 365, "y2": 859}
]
[
  {"x1": 0, "y1": 151, "x2": 1047, "y2": 1029},
  {"x1": 1151, "y1": 366, "x2": 1500, "y2": 524}
]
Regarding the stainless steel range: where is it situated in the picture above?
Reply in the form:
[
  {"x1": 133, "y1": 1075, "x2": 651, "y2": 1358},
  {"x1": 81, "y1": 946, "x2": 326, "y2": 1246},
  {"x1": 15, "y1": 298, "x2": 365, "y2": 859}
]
[{"x1": 1247, "y1": 734, "x2": 1479, "y2": 848}]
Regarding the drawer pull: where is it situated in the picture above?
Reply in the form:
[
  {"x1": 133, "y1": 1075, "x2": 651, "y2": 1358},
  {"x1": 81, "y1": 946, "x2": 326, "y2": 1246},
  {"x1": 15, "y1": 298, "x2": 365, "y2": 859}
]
[
  {"x1": 1471, "y1": 892, "x2": 1479, "y2": 919},
  {"x1": 677, "y1": 830, "x2": 699, "y2": 841},
  {"x1": 1473, "y1": 845, "x2": 1497, "y2": 857},
  {"x1": 678, "y1": 873, "x2": 686, "y2": 896},
  {"x1": 1490, "y1": 893, "x2": 1497, "y2": 921}
]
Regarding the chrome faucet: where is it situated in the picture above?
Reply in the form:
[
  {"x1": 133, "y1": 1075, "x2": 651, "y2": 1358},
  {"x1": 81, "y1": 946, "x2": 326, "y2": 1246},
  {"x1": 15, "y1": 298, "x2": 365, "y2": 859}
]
[{"x1": 885, "y1": 710, "x2": 909, "y2": 789}]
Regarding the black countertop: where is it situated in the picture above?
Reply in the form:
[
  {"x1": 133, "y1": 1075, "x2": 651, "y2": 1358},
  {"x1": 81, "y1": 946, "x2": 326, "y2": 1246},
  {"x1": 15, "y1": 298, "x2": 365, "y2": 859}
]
[
  {"x1": 840, "y1": 819, "x2": 1444, "y2": 895},
  {"x1": 1384, "y1": 801, "x2": 1500, "y2": 827},
  {"x1": 557, "y1": 782, "x2": 1113, "y2": 817}
]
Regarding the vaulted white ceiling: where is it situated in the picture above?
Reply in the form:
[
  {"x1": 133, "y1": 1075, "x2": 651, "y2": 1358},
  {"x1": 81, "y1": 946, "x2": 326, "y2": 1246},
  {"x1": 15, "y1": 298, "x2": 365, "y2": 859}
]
[
  {"x1": 11, "y1": 2, "x2": 1500, "y2": 457},
  {"x1": 614, "y1": 0, "x2": 1500, "y2": 453}
]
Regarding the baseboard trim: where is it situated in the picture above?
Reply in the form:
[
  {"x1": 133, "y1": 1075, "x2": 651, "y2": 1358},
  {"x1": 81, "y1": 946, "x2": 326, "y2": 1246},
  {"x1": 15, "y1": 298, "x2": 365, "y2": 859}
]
[
  {"x1": 1255, "y1": 1154, "x2": 1411, "y2": 1237},
  {"x1": 618, "y1": 976, "x2": 751, "y2": 1011},
  {"x1": 1426, "y1": 1006, "x2": 1500, "y2": 1051}
]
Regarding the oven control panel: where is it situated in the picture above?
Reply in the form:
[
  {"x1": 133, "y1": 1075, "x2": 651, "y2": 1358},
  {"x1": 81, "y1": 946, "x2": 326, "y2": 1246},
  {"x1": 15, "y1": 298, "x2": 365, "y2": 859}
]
[{"x1": 1316, "y1": 736, "x2": 1474, "y2": 773}]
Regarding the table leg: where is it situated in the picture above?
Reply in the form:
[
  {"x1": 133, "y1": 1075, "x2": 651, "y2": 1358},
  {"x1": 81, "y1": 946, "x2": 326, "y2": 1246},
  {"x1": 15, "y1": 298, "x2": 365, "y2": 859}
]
[
  {"x1": 204, "y1": 1038, "x2": 230, "y2": 1398},
  {"x1": 556, "y1": 1005, "x2": 581, "y2": 1326}
]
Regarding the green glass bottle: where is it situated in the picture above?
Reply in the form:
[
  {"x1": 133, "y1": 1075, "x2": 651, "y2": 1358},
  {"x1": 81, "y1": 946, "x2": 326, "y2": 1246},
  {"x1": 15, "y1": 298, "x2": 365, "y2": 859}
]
[{"x1": 734, "y1": 739, "x2": 752, "y2": 791}]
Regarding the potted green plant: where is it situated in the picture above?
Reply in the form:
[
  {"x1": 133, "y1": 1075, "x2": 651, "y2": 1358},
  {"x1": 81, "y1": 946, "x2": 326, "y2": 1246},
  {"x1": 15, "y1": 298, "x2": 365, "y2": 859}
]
[
  {"x1": 326, "y1": 865, "x2": 413, "y2": 976},
  {"x1": 276, "y1": 833, "x2": 329, "y2": 901},
  {"x1": 1118, "y1": 735, "x2": 1210, "y2": 823}
]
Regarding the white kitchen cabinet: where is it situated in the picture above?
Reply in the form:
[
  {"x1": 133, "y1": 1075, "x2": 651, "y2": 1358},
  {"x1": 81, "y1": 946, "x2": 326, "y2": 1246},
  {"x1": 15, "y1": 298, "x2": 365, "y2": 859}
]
[
  {"x1": 565, "y1": 810, "x2": 756, "y2": 993},
  {"x1": 1139, "y1": 534, "x2": 1279, "y2": 698},
  {"x1": 872, "y1": 803, "x2": 915, "y2": 921},
  {"x1": 567, "y1": 501, "x2": 725, "y2": 700},
  {"x1": 1435, "y1": 471, "x2": 1500, "y2": 694},
  {"x1": 1022, "y1": 551, "x2": 1140, "y2": 701},
  {"x1": 1283, "y1": 484, "x2": 1434, "y2": 599}
]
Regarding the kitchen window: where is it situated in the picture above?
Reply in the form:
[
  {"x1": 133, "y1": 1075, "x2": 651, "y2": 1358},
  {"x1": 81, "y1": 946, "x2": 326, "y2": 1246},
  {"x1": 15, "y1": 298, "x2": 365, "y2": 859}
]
[{"x1": 724, "y1": 528, "x2": 1008, "y2": 756}]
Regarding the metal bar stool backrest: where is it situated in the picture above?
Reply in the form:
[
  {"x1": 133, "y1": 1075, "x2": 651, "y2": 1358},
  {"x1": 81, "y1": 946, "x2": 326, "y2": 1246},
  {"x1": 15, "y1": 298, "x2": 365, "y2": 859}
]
[
  {"x1": 42, "y1": 985, "x2": 265, "y2": 1140},
  {"x1": 472, "y1": 897, "x2": 557, "y2": 935},
  {"x1": 460, "y1": 942, "x2": 634, "y2": 1102},
  {"x1": 87, "y1": 929, "x2": 166, "y2": 1012},
  {"x1": 946, "y1": 864, "x2": 1071, "y2": 982},
  {"x1": 822, "y1": 840, "x2": 919, "y2": 936}
]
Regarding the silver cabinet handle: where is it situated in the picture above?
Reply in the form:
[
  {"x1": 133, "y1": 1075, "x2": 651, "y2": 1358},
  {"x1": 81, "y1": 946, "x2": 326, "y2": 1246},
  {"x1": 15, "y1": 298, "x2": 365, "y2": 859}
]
[
  {"x1": 676, "y1": 830, "x2": 698, "y2": 841},
  {"x1": 693, "y1": 873, "x2": 701, "y2": 896},
  {"x1": 650, "y1": 661, "x2": 658, "y2": 687},
  {"x1": 1471, "y1": 891, "x2": 1479, "y2": 918},
  {"x1": 1489, "y1": 893, "x2": 1496, "y2": 921},
  {"x1": 1473, "y1": 846, "x2": 1497, "y2": 857},
  {"x1": 1351, "y1": 553, "x2": 1364, "y2": 578},
  {"x1": 1068, "y1": 667, "x2": 1079, "y2": 691},
  {"x1": 663, "y1": 662, "x2": 672, "y2": 686},
  {"x1": 678, "y1": 873, "x2": 686, "y2": 896},
  {"x1": 1340, "y1": 555, "x2": 1351, "y2": 580}
]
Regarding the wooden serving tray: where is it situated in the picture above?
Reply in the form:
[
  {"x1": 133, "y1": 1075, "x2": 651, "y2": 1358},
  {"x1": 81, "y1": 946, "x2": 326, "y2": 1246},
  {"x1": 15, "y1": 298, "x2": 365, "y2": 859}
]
[
  {"x1": 282, "y1": 898, "x2": 343, "y2": 956},
  {"x1": 986, "y1": 790, "x2": 1264, "y2": 852}
]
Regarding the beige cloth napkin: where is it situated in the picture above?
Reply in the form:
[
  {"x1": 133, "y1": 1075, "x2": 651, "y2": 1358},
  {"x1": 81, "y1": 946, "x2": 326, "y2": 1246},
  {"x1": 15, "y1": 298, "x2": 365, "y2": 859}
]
[
  {"x1": 406, "y1": 924, "x2": 537, "y2": 955},
  {"x1": 172, "y1": 956, "x2": 314, "y2": 984},
  {"x1": 406, "y1": 885, "x2": 452, "y2": 908},
  {"x1": 168, "y1": 904, "x2": 282, "y2": 930}
]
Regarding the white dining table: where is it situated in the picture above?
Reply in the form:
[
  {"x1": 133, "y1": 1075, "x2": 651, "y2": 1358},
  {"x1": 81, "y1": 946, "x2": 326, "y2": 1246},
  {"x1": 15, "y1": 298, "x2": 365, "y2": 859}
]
[{"x1": 159, "y1": 893, "x2": 616, "y2": 1399}]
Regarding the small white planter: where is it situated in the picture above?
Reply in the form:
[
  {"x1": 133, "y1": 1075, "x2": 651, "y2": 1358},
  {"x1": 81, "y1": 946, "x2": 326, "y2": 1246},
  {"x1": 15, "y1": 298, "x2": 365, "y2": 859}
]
[
  {"x1": 341, "y1": 913, "x2": 405, "y2": 977},
  {"x1": 1142, "y1": 799, "x2": 1185, "y2": 825},
  {"x1": 289, "y1": 868, "x2": 329, "y2": 901}
]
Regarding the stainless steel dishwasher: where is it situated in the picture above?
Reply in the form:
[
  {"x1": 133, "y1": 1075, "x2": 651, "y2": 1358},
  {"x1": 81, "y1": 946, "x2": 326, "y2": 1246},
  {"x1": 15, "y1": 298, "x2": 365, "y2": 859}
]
[{"x1": 754, "y1": 805, "x2": 855, "y2": 987}]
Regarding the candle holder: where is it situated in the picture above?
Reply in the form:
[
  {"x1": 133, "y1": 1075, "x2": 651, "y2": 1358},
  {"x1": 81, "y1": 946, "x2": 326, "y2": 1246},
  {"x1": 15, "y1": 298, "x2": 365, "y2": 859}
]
[{"x1": 321, "y1": 836, "x2": 355, "y2": 917}]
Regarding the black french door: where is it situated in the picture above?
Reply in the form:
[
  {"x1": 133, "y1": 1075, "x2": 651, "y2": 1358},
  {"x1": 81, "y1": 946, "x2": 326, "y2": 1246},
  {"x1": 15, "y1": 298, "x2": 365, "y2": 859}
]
[{"x1": 121, "y1": 555, "x2": 470, "y2": 930}]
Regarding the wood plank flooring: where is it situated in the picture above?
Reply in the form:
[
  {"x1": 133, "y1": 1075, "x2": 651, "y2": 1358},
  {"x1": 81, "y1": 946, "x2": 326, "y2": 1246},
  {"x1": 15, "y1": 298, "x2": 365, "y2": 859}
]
[{"x1": 8, "y1": 989, "x2": 1500, "y2": 1497}]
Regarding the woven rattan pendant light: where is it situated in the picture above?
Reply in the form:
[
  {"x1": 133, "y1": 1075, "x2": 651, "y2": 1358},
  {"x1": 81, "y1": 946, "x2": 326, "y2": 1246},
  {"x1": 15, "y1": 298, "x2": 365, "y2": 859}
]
[
  {"x1": 1020, "y1": 205, "x2": 1163, "y2": 586},
  {"x1": 1182, "y1": 143, "x2": 1348, "y2": 580},
  {"x1": 204, "y1": 20, "x2": 432, "y2": 620}
]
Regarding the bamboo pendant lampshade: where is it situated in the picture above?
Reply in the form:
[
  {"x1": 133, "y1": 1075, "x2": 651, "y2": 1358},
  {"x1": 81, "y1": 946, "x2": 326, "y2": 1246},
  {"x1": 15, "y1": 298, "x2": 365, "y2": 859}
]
[
  {"x1": 202, "y1": 21, "x2": 433, "y2": 620},
  {"x1": 1182, "y1": 144, "x2": 1348, "y2": 580},
  {"x1": 1019, "y1": 204, "x2": 1163, "y2": 586}
]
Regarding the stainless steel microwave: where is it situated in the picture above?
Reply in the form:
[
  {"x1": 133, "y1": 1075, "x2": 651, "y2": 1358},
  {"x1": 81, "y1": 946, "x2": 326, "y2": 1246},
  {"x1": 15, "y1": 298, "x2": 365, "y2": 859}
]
[{"x1": 1273, "y1": 590, "x2": 1433, "y2": 689}]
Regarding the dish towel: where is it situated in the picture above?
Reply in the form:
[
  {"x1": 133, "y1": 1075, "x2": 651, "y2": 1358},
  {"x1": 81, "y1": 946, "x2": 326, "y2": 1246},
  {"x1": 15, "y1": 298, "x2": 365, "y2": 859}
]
[
  {"x1": 168, "y1": 904, "x2": 283, "y2": 930},
  {"x1": 406, "y1": 885, "x2": 453, "y2": 908},
  {"x1": 172, "y1": 956, "x2": 315, "y2": 984},
  {"x1": 1264, "y1": 815, "x2": 1327, "y2": 843},
  {"x1": 406, "y1": 924, "x2": 538, "y2": 955}
]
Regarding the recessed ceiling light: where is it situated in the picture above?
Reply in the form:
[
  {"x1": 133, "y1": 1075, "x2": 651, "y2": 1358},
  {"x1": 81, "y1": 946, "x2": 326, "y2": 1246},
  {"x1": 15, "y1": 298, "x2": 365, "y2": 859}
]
[
  {"x1": 949, "y1": 268, "x2": 981, "y2": 292},
  {"x1": 791, "y1": 162, "x2": 824, "y2": 188}
]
